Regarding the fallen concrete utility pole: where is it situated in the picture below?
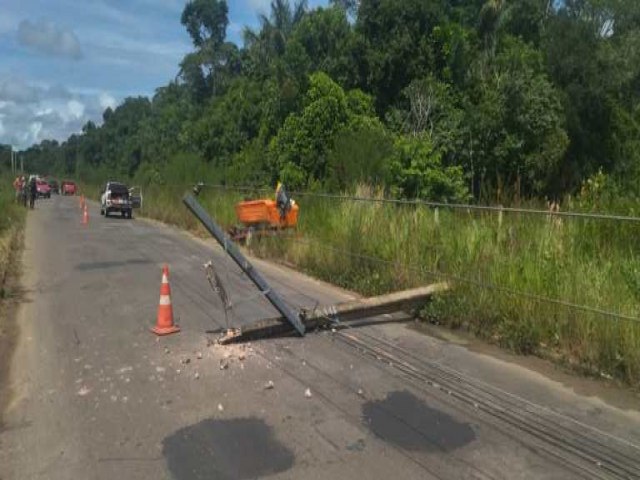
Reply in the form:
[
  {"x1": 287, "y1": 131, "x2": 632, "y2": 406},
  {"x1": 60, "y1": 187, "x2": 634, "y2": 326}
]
[
  {"x1": 183, "y1": 193, "x2": 306, "y2": 336},
  {"x1": 218, "y1": 283, "x2": 449, "y2": 344}
]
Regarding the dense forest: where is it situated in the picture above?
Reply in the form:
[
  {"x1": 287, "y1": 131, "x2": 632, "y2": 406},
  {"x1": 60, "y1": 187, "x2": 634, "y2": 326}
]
[{"x1": 13, "y1": 0, "x2": 640, "y2": 204}]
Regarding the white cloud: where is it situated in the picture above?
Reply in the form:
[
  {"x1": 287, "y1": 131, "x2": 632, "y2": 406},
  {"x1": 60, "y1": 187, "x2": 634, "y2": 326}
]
[
  {"x1": 17, "y1": 19, "x2": 83, "y2": 59},
  {"x1": 0, "y1": 79, "x2": 41, "y2": 103},
  {"x1": 67, "y1": 99, "x2": 85, "y2": 119},
  {"x1": 0, "y1": 75, "x2": 121, "y2": 149},
  {"x1": 29, "y1": 121, "x2": 43, "y2": 141},
  {"x1": 99, "y1": 92, "x2": 117, "y2": 110}
]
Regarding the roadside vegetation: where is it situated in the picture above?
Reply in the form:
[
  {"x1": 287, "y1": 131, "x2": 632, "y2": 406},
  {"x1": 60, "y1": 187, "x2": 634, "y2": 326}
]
[
  {"x1": 0, "y1": 171, "x2": 26, "y2": 301},
  {"x1": 0, "y1": 169, "x2": 26, "y2": 424},
  {"x1": 11, "y1": 1, "x2": 640, "y2": 386},
  {"x1": 129, "y1": 181, "x2": 640, "y2": 387}
]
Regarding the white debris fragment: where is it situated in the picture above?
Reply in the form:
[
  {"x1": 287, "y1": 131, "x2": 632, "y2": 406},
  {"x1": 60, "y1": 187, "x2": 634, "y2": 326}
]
[
  {"x1": 122, "y1": 396, "x2": 129, "y2": 403},
  {"x1": 176, "y1": 369, "x2": 181, "y2": 375},
  {"x1": 194, "y1": 372, "x2": 200, "y2": 380},
  {"x1": 264, "y1": 381, "x2": 275, "y2": 390},
  {"x1": 357, "y1": 389, "x2": 364, "y2": 397},
  {"x1": 164, "y1": 347, "x2": 170, "y2": 354},
  {"x1": 196, "y1": 352, "x2": 203, "y2": 360},
  {"x1": 156, "y1": 366, "x2": 166, "y2": 373},
  {"x1": 77, "y1": 386, "x2": 91, "y2": 396},
  {"x1": 219, "y1": 360, "x2": 229, "y2": 370},
  {"x1": 304, "y1": 388, "x2": 312, "y2": 398},
  {"x1": 110, "y1": 395, "x2": 118, "y2": 402},
  {"x1": 218, "y1": 403, "x2": 224, "y2": 412}
]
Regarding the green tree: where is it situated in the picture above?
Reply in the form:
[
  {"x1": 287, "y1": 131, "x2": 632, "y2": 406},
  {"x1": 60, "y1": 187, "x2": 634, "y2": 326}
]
[
  {"x1": 389, "y1": 135, "x2": 469, "y2": 201},
  {"x1": 181, "y1": 0, "x2": 228, "y2": 48},
  {"x1": 355, "y1": 0, "x2": 448, "y2": 111},
  {"x1": 466, "y1": 37, "x2": 568, "y2": 197}
]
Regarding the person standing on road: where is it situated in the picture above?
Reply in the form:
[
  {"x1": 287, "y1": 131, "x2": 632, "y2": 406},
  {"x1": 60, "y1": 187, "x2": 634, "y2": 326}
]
[
  {"x1": 28, "y1": 176, "x2": 37, "y2": 209},
  {"x1": 13, "y1": 176, "x2": 22, "y2": 203}
]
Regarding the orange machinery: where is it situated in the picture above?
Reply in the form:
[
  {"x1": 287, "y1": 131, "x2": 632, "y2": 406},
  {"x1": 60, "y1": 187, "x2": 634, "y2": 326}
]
[
  {"x1": 235, "y1": 199, "x2": 298, "y2": 228},
  {"x1": 229, "y1": 189, "x2": 299, "y2": 242}
]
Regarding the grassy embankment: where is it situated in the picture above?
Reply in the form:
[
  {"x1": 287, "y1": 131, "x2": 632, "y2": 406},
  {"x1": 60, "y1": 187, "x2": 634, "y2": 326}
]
[
  {"x1": 95, "y1": 182, "x2": 640, "y2": 387},
  {"x1": 0, "y1": 174, "x2": 26, "y2": 425},
  {"x1": 0, "y1": 176, "x2": 25, "y2": 302}
]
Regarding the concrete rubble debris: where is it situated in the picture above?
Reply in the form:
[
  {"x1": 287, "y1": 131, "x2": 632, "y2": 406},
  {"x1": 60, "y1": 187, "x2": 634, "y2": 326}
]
[
  {"x1": 197, "y1": 352, "x2": 203, "y2": 360},
  {"x1": 181, "y1": 358, "x2": 191, "y2": 365},
  {"x1": 218, "y1": 403, "x2": 224, "y2": 412},
  {"x1": 219, "y1": 359, "x2": 229, "y2": 370},
  {"x1": 304, "y1": 388, "x2": 312, "y2": 398},
  {"x1": 77, "y1": 386, "x2": 91, "y2": 396},
  {"x1": 194, "y1": 372, "x2": 200, "y2": 380},
  {"x1": 264, "y1": 380, "x2": 275, "y2": 390}
]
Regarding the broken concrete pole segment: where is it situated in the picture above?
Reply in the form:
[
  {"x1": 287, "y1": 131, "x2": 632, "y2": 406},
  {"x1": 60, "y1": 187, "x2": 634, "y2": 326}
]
[
  {"x1": 218, "y1": 283, "x2": 450, "y2": 344},
  {"x1": 183, "y1": 194, "x2": 305, "y2": 336}
]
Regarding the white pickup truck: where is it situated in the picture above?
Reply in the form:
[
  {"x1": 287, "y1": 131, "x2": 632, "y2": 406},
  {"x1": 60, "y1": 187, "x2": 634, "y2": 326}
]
[{"x1": 100, "y1": 181, "x2": 133, "y2": 219}]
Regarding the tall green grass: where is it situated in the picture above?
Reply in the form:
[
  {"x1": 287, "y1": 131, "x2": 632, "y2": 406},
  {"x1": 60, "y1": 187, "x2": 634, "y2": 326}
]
[
  {"x1": 0, "y1": 173, "x2": 26, "y2": 297},
  {"x1": 113, "y1": 182, "x2": 640, "y2": 386}
]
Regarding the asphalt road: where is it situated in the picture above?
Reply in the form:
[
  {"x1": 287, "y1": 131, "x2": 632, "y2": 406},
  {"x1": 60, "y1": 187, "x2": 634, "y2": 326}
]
[{"x1": 1, "y1": 195, "x2": 640, "y2": 480}]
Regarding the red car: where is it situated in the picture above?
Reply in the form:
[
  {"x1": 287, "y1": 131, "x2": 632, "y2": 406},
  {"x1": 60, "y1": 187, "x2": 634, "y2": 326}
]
[
  {"x1": 36, "y1": 180, "x2": 51, "y2": 198},
  {"x1": 61, "y1": 181, "x2": 77, "y2": 195}
]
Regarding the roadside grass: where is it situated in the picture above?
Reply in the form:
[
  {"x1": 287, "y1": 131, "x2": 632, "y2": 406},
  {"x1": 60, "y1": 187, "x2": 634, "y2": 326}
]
[
  {"x1": 97, "y1": 182, "x2": 640, "y2": 387},
  {"x1": 0, "y1": 177, "x2": 26, "y2": 299},
  {"x1": 0, "y1": 173, "x2": 26, "y2": 427}
]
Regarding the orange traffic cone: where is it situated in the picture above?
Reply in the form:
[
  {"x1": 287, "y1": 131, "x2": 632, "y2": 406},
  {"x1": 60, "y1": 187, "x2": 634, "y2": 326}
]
[
  {"x1": 82, "y1": 204, "x2": 89, "y2": 225},
  {"x1": 152, "y1": 265, "x2": 180, "y2": 335}
]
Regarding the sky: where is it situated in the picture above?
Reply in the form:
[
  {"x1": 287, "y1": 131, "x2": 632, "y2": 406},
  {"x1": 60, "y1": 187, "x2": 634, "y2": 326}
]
[{"x1": 0, "y1": 0, "x2": 329, "y2": 150}]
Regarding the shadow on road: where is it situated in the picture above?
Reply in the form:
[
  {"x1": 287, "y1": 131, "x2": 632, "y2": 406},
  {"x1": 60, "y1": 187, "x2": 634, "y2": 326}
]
[
  {"x1": 362, "y1": 390, "x2": 476, "y2": 452},
  {"x1": 163, "y1": 417, "x2": 294, "y2": 480}
]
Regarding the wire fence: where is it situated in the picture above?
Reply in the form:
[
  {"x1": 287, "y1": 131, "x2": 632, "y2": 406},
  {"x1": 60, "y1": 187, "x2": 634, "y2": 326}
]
[
  {"x1": 189, "y1": 183, "x2": 640, "y2": 223},
  {"x1": 271, "y1": 235, "x2": 640, "y2": 324},
  {"x1": 139, "y1": 181, "x2": 640, "y2": 324}
]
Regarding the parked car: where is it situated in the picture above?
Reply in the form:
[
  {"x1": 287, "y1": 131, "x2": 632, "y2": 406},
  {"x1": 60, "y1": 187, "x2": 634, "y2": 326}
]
[
  {"x1": 100, "y1": 181, "x2": 133, "y2": 219},
  {"x1": 36, "y1": 180, "x2": 51, "y2": 198},
  {"x1": 61, "y1": 181, "x2": 77, "y2": 195},
  {"x1": 48, "y1": 179, "x2": 59, "y2": 194}
]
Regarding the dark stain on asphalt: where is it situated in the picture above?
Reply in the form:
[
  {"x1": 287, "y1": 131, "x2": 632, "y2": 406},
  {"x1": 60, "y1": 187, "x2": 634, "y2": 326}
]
[
  {"x1": 75, "y1": 259, "x2": 152, "y2": 271},
  {"x1": 362, "y1": 390, "x2": 476, "y2": 452},
  {"x1": 163, "y1": 417, "x2": 295, "y2": 480}
]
